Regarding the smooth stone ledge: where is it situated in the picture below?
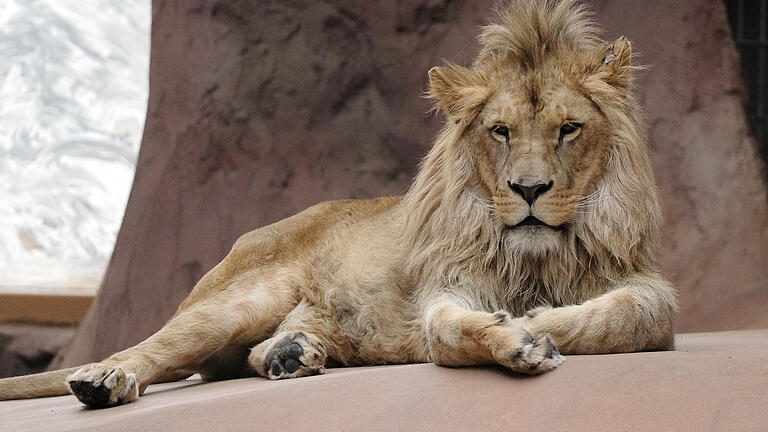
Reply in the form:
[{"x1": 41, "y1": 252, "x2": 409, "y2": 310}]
[{"x1": 2, "y1": 329, "x2": 767, "y2": 432}]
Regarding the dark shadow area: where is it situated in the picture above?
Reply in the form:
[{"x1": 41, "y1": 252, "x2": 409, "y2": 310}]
[{"x1": 724, "y1": 0, "x2": 768, "y2": 168}]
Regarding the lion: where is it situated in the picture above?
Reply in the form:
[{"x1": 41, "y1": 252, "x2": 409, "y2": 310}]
[{"x1": 0, "y1": 0, "x2": 676, "y2": 408}]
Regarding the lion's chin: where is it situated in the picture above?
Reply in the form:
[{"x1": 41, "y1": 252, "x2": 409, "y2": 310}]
[{"x1": 502, "y1": 222, "x2": 565, "y2": 255}]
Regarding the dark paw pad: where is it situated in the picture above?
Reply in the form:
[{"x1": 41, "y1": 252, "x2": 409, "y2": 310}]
[
  {"x1": 69, "y1": 379, "x2": 113, "y2": 409},
  {"x1": 264, "y1": 334, "x2": 317, "y2": 379}
]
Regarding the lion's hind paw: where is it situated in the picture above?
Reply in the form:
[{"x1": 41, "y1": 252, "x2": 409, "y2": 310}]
[
  {"x1": 262, "y1": 332, "x2": 327, "y2": 380},
  {"x1": 67, "y1": 364, "x2": 139, "y2": 409}
]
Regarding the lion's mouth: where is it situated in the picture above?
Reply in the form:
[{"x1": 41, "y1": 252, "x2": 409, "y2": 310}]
[{"x1": 508, "y1": 216, "x2": 564, "y2": 231}]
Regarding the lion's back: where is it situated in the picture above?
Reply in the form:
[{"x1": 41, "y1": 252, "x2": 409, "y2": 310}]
[{"x1": 177, "y1": 195, "x2": 404, "y2": 308}]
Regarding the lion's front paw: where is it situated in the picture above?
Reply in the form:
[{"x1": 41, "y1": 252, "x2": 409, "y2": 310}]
[
  {"x1": 67, "y1": 364, "x2": 139, "y2": 409},
  {"x1": 496, "y1": 330, "x2": 564, "y2": 375}
]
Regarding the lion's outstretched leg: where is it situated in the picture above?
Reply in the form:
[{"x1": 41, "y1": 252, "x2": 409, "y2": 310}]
[
  {"x1": 523, "y1": 274, "x2": 677, "y2": 354},
  {"x1": 68, "y1": 286, "x2": 291, "y2": 408},
  {"x1": 424, "y1": 298, "x2": 564, "y2": 374}
]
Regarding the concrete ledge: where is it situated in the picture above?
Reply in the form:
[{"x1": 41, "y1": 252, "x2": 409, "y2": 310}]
[
  {"x1": 2, "y1": 329, "x2": 767, "y2": 432},
  {"x1": 0, "y1": 288, "x2": 93, "y2": 324}
]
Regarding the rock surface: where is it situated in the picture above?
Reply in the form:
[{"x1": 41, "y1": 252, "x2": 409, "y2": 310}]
[
  {"x1": 54, "y1": 0, "x2": 768, "y2": 368},
  {"x1": 9, "y1": 330, "x2": 768, "y2": 432},
  {"x1": 593, "y1": 0, "x2": 768, "y2": 337},
  {"x1": 0, "y1": 324, "x2": 75, "y2": 379}
]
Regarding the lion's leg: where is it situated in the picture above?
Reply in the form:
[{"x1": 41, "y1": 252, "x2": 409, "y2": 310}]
[
  {"x1": 524, "y1": 274, "x2": 677, "y2": 354},
  {"x1": 67, "y1": 288, "x2": 290, "y2": 408},
  {"x1": 424, "y1": 297, "x2": 564, "y2": 374},
  {"x1": 248, "y1": 300, "x2": 342, "y2": 380}
]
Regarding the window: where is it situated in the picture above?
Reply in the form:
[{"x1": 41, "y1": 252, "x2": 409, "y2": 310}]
[{"x1": 0, "y1": 1, "x2": 150, "y2": 320}]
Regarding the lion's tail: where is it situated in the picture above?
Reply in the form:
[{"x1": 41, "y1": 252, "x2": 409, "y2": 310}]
[{"x1": 0, "y1": 366, "x2": 83, "y2": 400}]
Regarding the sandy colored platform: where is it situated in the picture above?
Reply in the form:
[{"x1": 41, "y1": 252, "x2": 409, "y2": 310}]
[{"x1": 3, "y1": 329, "x2": 768, "y2": 432}]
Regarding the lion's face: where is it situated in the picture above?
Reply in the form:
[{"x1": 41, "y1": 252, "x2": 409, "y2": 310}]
[
  {"x1": 467, "y1": 75, "x2": 611, "y2": 249},
  {"x1": 409, "y1": 8, "x2": 659, "y2": 278},
  {"x1": 425, "y1": 35, "x2": 643, "y2": 255}
]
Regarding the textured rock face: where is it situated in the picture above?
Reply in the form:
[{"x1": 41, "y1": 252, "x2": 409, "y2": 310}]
[
  {"x1": 0, "y1": 324, "x2": 75, "y2": 378},
  {"x1": 592, "y1": 1, "x2": 768, "y2": 331},
  {"x1": 55, "y1": 0, "x2": 768, "y2": 367}
]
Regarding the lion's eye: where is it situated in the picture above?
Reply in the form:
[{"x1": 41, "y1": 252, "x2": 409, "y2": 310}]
[
  {"x1": 491, "y1": 125, "x2": 509, "y2": 142},
  {"x1": 558, "y1": 122, "x2": 582, "y2": 143}
]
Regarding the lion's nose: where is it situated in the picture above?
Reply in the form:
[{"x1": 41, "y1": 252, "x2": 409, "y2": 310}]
[{"x1": 508, "y1": 179, "x2": 553, "y2": 205}]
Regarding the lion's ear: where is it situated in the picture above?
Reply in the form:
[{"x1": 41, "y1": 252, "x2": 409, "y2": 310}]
[
  {"x1": 583, "y1": 36, "x2": 637, "y2": 94},
  {"x1": 427, "y1": 63, "x2": 490, "y2": 122},
  {"x1": 602, "y1": 36, "x2": 634, "y2": 88}
]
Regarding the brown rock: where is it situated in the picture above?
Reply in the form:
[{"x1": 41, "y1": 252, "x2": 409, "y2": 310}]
[
  {"x1": 54, "y1": 0, "x2": 768, "y2": 368},
  {"x1": 0, "y1": 323, "x2": 75, "y2": 378},
  {"x1": 592, "y1": 0, "x2": 768, "y2": 331}
]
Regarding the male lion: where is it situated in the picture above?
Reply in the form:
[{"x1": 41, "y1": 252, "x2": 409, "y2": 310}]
[{"x1": 0, "y1": 0, "x2": 676, "y2": 408}]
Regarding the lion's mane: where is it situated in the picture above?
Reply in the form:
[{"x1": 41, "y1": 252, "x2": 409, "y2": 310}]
[{"x1": 403, "y1": 0, "x2": 662, "y2": 314}]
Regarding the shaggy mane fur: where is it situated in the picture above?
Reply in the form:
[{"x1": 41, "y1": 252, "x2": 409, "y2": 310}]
[
  {"x1": 403, "y1": 0, "x2": 661, "y2": 315},
  {"x1": 476, "y1": 0, "x2": 601, "y2": 69}
]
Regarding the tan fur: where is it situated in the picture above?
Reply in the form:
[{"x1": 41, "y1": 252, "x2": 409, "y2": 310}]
[{"x1": 0, "y1": 0, "x2": 676, "y2": 408}]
